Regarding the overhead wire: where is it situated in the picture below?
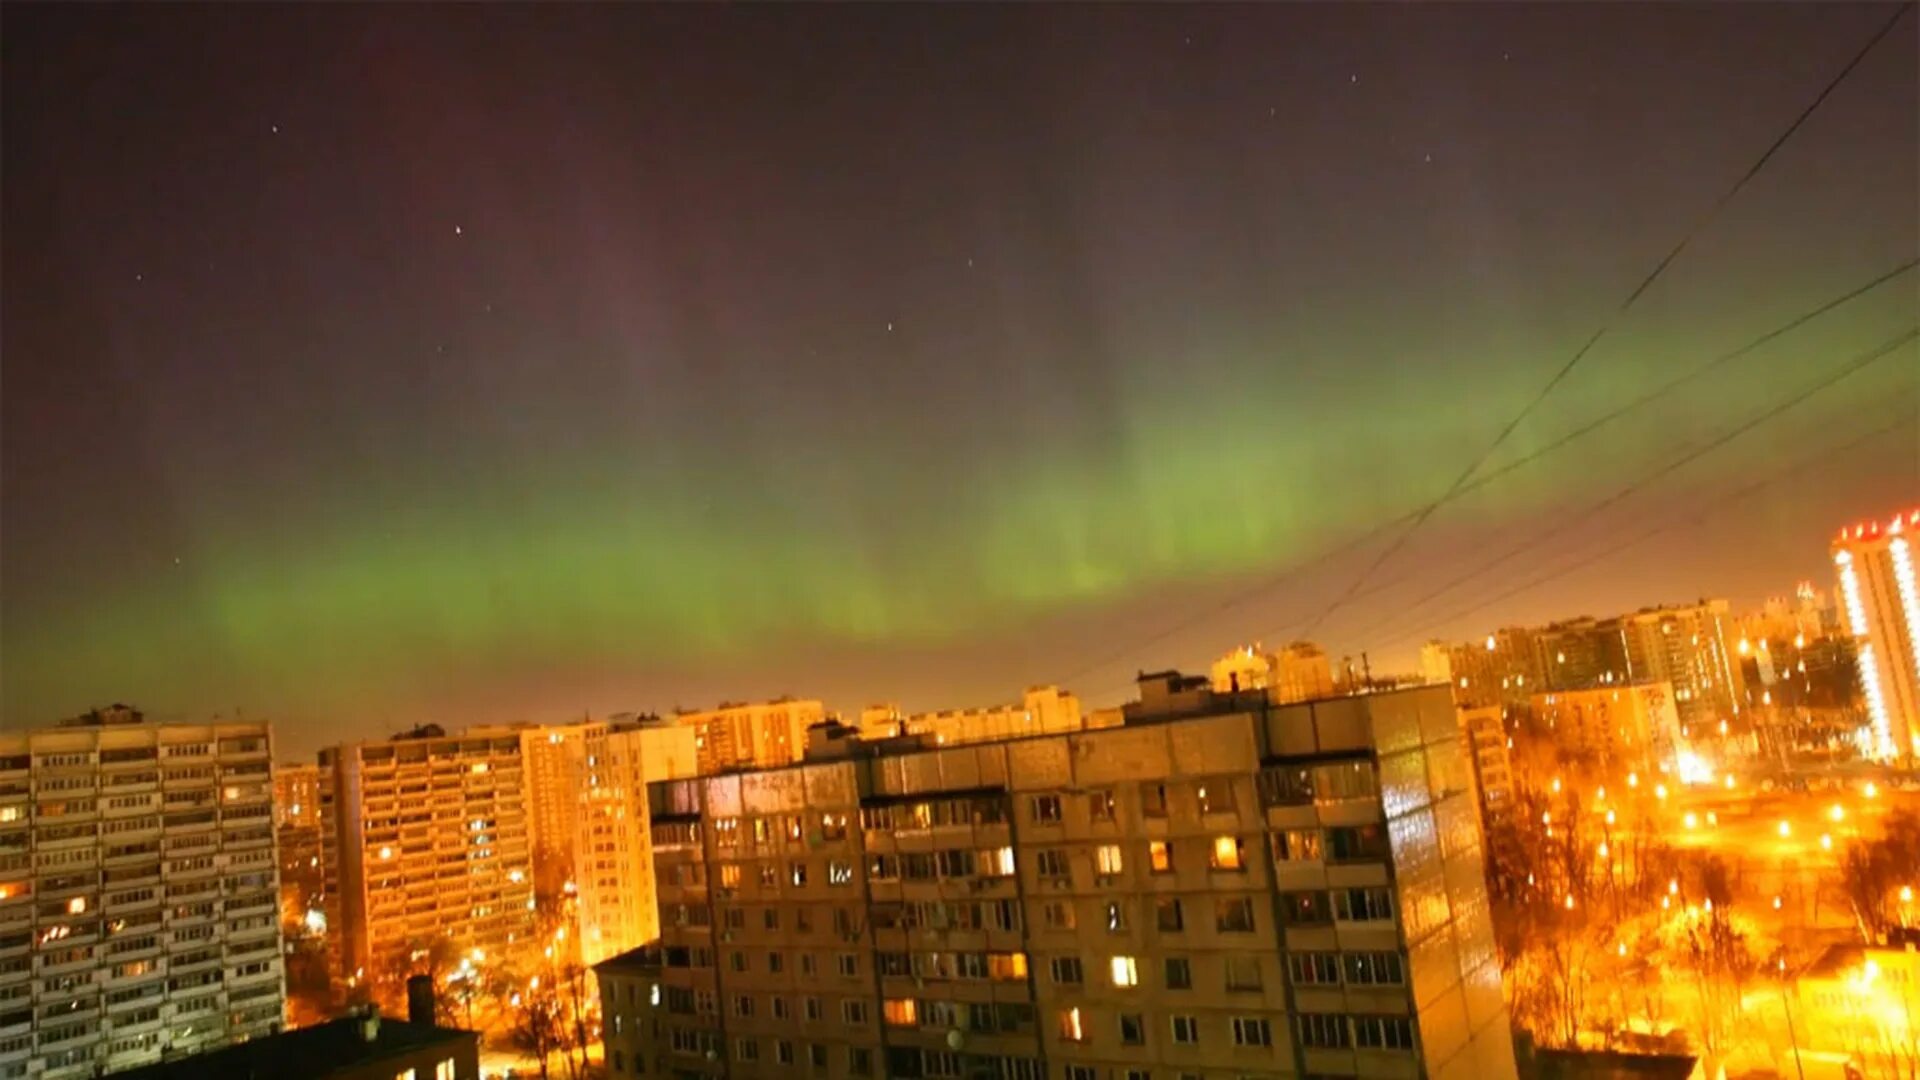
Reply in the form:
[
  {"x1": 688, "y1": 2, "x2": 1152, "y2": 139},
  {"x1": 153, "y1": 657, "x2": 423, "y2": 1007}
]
[
  {"x1": 1050, "y1": 258, "x2": 1915, "y2": 693},
  {"x1": 1369, "y1": 402, "x2": 1920, "y2": 652},
  {"x1": 1292, "y1": 3, "x2": 1915, "y2": 641},
  {"x1": 1345, "y1": 327, "x2": 1918, "y2": 649}
]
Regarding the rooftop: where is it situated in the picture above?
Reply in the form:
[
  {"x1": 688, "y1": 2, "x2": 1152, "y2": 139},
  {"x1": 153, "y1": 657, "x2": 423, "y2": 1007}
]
[{"x1": 115, "y1": 1015, "x2": 475, "y2": 1080}]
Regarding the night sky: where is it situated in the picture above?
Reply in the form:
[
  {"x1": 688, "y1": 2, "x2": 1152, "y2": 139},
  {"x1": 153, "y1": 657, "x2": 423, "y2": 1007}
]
[{"x1": 5, "y1": 4, "x2": 1915, "y2": 757}]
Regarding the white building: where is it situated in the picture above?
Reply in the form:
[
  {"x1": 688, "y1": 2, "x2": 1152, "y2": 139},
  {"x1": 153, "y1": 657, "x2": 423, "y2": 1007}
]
[
  {"x1": 0, "y1": 709, "x2": 284, "y2": 1079},
  {"x1": 1834, "y1": 507, "x2": 1920, "y2": 759}
]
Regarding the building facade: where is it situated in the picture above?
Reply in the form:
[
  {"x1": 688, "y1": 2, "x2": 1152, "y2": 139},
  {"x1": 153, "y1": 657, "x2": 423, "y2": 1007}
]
[
  {"x1": 1447, "y1": 629, "x2": 1542, "y2": 712},
  {"x1": 858, "y1": 688, "x2": 1090, "y2": 749},
  {"x1": 609, "y1": 678, "x2": 1514, "y2": 1080},
  {"x1": 575, "y1": 722, "x2": 701, "y2": 966},
  {"x1": 1531, "y1": 618, "x2": 1632, "y2": 694},
  {"x1": 1833, "y1": 508, "x2": 1920, "y2": 760},
  {"x1": 0, "y1": 712, "x2": 284, "y2": 1079},
  {"x1": 317, "y1": 728, "x2": 535, "y2": 991},
  {"x1": 273, "y1": 765, "x2": 324, "y2": 933},
  {"x1": 1528, "y1": 683, "x2": 1680, "y2": 764},
  {"x1": 1616, "y1": 601, "x2": 1744, "y2": 734},
  {"x1": 676, "y1": 700, "x2": 825, "y2": 775}
]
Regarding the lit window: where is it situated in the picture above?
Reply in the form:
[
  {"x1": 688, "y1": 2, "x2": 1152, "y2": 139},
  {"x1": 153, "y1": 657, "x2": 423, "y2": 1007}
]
[
  {"x1": 1196, "y1": 783, "x2": 1233, "y2": 815},
  {"x1": 395, "y1": 1070, "x2": 416, "y2": 1080},
  {"x1": 1148, "y1": 841, "x2": 1173, "y2": 873},
  {"x1": 436, "y1": 1060, "x2": 456, "y2": 1080},
  {"x1": 1110, "y1": 956, "x2": 1139, "y2": 987},
  {"x1": 883, "y1": 998, "x2": 918, "y2": 1027},
  {"x1": 1058, "y1": 1006, "x2": 1086, "y2": 1042},
  {"x1": 1210, "y1": 836, "x2": 1245, "y2": 871},
  {"x1": 1095, "y1": 845, "x2": 1123, "y2": 875}
]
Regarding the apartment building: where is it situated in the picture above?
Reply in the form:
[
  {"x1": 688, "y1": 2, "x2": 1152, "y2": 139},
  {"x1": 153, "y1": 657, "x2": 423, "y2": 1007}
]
[
  {"x1": 0, "y1": 711, "x2": 284, "y2": 1079},
  {"x1": 599, "y1": 677, "x2": 1514, "y2": 1080},
  {"x1": 522, "y1": 722, "x2": 602, "y2": 897},
  {"x1": 575, "y1": 722, "x2": 700, "y2": 966},
  {"x1": 1617, "y1": 601, "x2": 1745, "y2": 734},
  {"x1": 272, "y1": 765, "x2": 323, "y2": 932},
  {"x1": 1528, "y1": 683, "x2": 1680, "y2": 764},
  {"x1": 1833, "y1": 508, "x2": 1920, "y2": 760},
  {"x1": 857, "y1": 688, "x2": 1092, "y2": 749},
  {"x1": 1456, "y1": 708, "x2": 1513, "y2": 830},
  {"x1": 676, "y1": 699, "x2": 825, "y2": 775},
  {"x1": 316, "y1": 728, "x2": 534, "y2": 990}
]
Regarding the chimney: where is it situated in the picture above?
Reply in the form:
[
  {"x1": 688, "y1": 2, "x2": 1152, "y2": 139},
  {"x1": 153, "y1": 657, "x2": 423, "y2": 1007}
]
[
  {"x1": 406, "y1": 974, "x2": 435, "y2": 1027},
  {"x1": 358, "y1": 1005, "x2": 381, "y2": 1043}
]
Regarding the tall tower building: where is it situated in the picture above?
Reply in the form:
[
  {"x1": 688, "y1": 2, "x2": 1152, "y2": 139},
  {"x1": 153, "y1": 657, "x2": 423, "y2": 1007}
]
[
  {"x1": 598, "y1": 677, "x2": 1515, "y2": 1080},
  {"x1": 574, "y1": 721, "x2": 700, "y2": 966},
  {"x1": 271, "y1": 764, "x2": 323, "y2": 934},
  {"x1": 1833, "y1": 507, "x2": 1920, "y2": 759},
  {"x1": 1617, "y1": 600, "x2": 1745, "y2": 733},
  {"x1": 0, "y1": 710, "x2": 285, "y2": 1078},
  {"x1": 1270, "y1": 642, "x2": 1336, "y2": 704},
  {"x1": 317, "y1": 728, "x2": 535, "y2": 993},
  {"x1": 676, "y1": 699, "x2": 824, "y2": 775}
]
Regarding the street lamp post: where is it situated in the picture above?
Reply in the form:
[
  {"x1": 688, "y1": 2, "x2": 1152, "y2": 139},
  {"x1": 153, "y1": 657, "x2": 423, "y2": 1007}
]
[{"x1": 1778, "y1": 957, "x2": 1808, "y2": 1080}]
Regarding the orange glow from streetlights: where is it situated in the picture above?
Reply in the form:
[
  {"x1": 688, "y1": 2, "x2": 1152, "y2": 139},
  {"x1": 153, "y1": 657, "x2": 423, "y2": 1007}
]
[{"x1": 1778, "y1": 821, "x2": 1792, "y2": 838}]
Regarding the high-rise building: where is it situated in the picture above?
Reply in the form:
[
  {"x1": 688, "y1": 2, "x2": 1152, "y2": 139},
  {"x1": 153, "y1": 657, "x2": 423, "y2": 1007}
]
[
  {"x1": 1457, "y1": 707, "x2": 1513, "y2": 828},
  {"x1": 1616, "y1": 600, "x2": 1745, "y2": 734},
  {"x1": 1529, "y1": 683, "x2": 1680, "y2": 763},
  {"x1": 1419, "y1": 642, "x2": 1454, "y2": 688},
  {"x1": 272, "y1": 765, "x2": 324, "y2": 934},
  {"x1": 1833, "y1": 507, "x2": 1920, "y2": 759},
  {"x1": 857, "y1": 687, "x2": 1089, "y2": 748},
  {"x1": 521, "y1": 722, "x2": 602, "y2": 897},
  {"x1": 676, "y1": 699, "x2": 825, "y2": 775},
  {"x1": 0, "y1": 710, "x2": 285, "y2": 1078},
  {"x1": 1532, "y1": 617, "x2": 1632, "y2": 693},
  {"x1": 607, "y1": 676, "x2": 1514, "y2": 1080},
  {"x1": 1270, "y1": 642, "x2": 1336, "y2": 704},
  {"x1": 317, "y1": 728, "x2": 534, "y2": 993},
  {"x1": 574, "y1": 721, "x2": 701, "y2": 966},
  {"x1": 1448, "y1": 628, "x2": 1543, "y2": 711}
]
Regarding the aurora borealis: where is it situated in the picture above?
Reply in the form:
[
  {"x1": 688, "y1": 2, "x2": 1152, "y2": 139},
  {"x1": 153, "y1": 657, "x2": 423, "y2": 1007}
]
[{"x1": 4, "y1": 4, "x2": 1915, "y2": 755}]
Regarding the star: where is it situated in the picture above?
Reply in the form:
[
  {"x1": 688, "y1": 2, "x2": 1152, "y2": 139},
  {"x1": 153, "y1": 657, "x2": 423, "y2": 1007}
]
[
  {"x1": 271, "y1": 124, "x2": 280, "y2": 135},
  {"x1": 1423, "y1": 153, "x2": 1433, "y2": 163},
  {"x1": 454, "y1": 225, "x2": 464, "y2": 236},
  {"x1": 134, "y1": 273, "x2": 143, "y2": 282},
  {"x1": 965, "y1": 258, "x2": 973, "y2": 268},
  {"x1": 886, "y1": 322, "x2": 894, "y2": 332},
  {"x1": 1349, "y1": 74, "x2": 1358, "y2": 84}
]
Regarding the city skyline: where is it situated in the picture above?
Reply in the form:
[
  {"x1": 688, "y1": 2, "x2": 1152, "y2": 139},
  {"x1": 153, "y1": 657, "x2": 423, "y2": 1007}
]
[{"x1": 5, "y1": 4, "x2": 1915, "y2": 756}]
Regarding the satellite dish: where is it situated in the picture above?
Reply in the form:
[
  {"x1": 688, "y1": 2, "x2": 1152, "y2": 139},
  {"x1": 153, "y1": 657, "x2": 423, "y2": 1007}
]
[{"x1": 946, "y1": 1028, "x2": 965, "y2": 1050}]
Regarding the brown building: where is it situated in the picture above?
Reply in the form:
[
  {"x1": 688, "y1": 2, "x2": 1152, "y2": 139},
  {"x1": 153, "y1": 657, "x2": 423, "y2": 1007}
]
[
  {"x1": 317, "y1": 728, "x2": 535, "y2": 991},
  {"x1": 597, "y1": 677, "x2": 1515, "y2": 1080}
]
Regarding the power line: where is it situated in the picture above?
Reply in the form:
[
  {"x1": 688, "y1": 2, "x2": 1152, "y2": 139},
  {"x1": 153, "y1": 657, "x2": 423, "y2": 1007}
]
[
  {"x1": 1049, "y1": 259, "x2": 1914, "y2": 692},
  {"x1": 1073, "y1": 329, "x2": 1912, "y2": 703},
  {"x1": 1346, "y1": 326, "x2": 1917, "y2": 649},
  {"x1": 1369, "y1": 402, "x2": 1920, "y2": 652},
  {"x1": 1294, "y1": 3, "x2": 1914, "y2": 641}
]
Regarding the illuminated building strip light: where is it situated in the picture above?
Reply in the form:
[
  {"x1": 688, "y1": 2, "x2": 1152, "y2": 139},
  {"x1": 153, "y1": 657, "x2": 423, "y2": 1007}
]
[
  {"x1": 1892, "y1": 537, "x2": 1920, "y2": 685},
  {"x1": 1859, "y1": 642, "x2": 1894, "y2": 760}
]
